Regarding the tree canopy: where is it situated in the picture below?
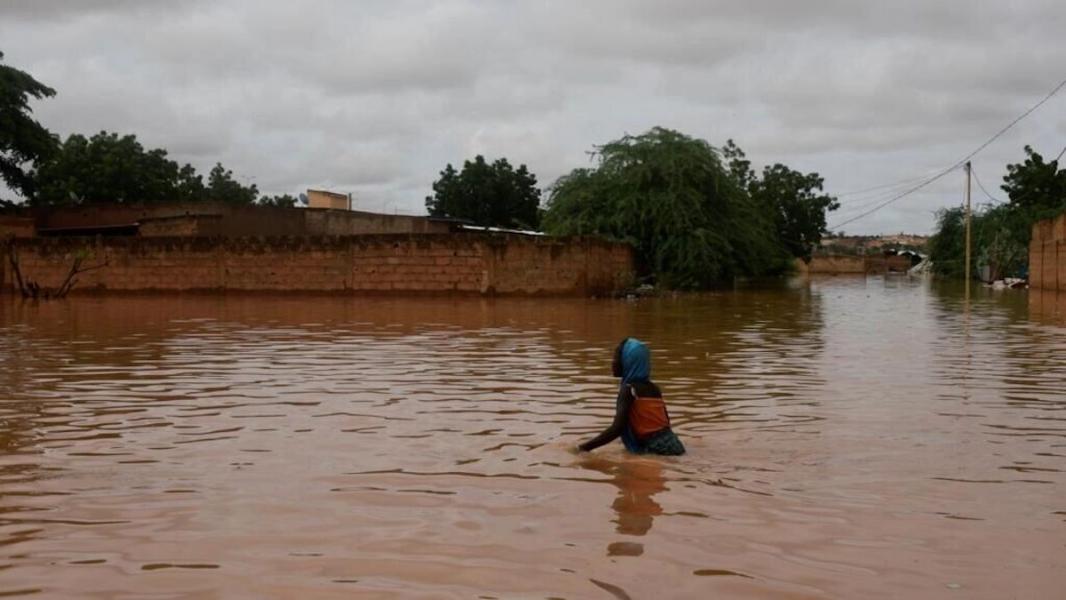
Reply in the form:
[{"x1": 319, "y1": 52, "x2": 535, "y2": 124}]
[
  {"x1": 205, "y1": 162, "x2": 259, "y2": 205},
  {"x1": 542, "y1": 128, "x2": 837, "y2": 288},
  {"x1": 928, "y1": 203, "x2": 1030, "y2": 281},
  {"x1": 425, "y1": 155, "x2": 541, "y2": 229},
  {"x1": 0, "y1": 51, "x2": 58, "y2": 199},
  {"x1": 929, "y1": 145, "x2": 1065, "y2": 280},
  {"x1": 32, "y1": 131, "x2": 260, "y2": 206},
  {"x1": 257, "y1": 193, "x2": 298, "y2": 208},
  {"x1": 723, "y1": 140, "x2": 839, "y2": 262},
  {"x1": 1001, "y1": 145, "x2": 1066, "y2": 216}
]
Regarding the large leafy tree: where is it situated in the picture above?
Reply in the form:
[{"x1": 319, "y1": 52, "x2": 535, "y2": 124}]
[
  {"x1": 425, "y1": 155, "x2": 540, "y2": 228},
  {"x1": 205, "y1": 162, "x2": 258, "y2": 205},
  {"x1": 33, "y1": 131, "x2": 259, "y2": 206},
  {"x1": 0, "y1": 51, "x2": 58, "y2": 199},
  {"x1": 34, "y1": 132, "x2": 204, "y2": 205},
  {"x1": 542, "y1": 127, "x2": 789, "y2": 288},
  {"x1": 929, "y1": 145, "x2": 1065, "y2": 280},
  {"x1": 1001, "y1": 145, "x2": 1066, "y2": 216},
  {"x1": 723, "y1": 140, "x2": 839, "y2": 262},
  {"x1": 928, "y1": 203, "x2": 1031, "y2": 280}
]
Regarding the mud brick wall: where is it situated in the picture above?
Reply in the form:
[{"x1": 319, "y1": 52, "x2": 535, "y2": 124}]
[
  {"x1": 805, "y1": 256, "x2": 866, "y2": 274},
  {"x1": 799, "y1": 254, "x2": 913, "y2": 275},
  {"x1": 484, "y1": 237, "x2": 635, "y2": 295},
  {"x1": 1029, "y1": 213, "x2": 1065, "y2": 291},
  {"x1": 31, "y1": 203, "x2": 452, "y2": 237},
  {"x1": 1, "y1": 234, "x2": 634, "y2": 297},
  {"x1": 0, "y1": 216, "x2": 35, "y2": 238}
]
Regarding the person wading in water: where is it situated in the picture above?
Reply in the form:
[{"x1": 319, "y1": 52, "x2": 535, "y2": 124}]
[{"x1": 578, "y1": 337, "x2": 685, "y2": 455}]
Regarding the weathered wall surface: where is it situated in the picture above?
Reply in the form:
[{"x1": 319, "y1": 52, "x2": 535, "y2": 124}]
[
  {"x1": 137, "y1": 215, "x2": 221, "y2": 237},
  {"x1": 804, "y1": 256, "x2": 866, "y2": 274},
  {"x1": 1029, "y1": 287, "x2": 1066, "y2": 325},
  {"x1": 1, "y1": 234, "x2": 633, "y2": 297},
  {"x1": 0, "y1": 215, "x2": 35, "y2": 238},
  {"x1": 798, "y1": 254, "x2": 912, "y2": 275},
  {"x1": 1029, "y1": 213, "x2": 1065, "y2": 291},
  {"x1": 32, "y1": 203, "x2": 453, "y2": 237}
]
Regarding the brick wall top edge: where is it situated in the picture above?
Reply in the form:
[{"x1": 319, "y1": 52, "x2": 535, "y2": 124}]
[{"x1": 11, "y1": 232, "x2": 632, "y2": 251}]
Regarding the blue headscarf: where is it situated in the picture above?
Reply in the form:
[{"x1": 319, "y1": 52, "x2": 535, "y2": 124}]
[
  {"x1": 618, "y1": 338, "x2": 651, "y2": 452},
  {"x1": 619, "y1": 338, "x2": 651, "y2": 384}
]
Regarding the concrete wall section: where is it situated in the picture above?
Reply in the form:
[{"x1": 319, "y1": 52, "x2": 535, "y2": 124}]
[
  {"x1": 801, "y1": 254, "x2": 912, "y2": 275},
  {"x1": 1059, "y1": 240, "x2": 1066, "y2": 292},
  {"x1": 1030, "y1": 240, "x2": 1043, "y2": 289},
  {"x1": 0, "y1": 216, "x2": 36, "y2": 238},
  {"x1": 806, "y1": 256, "x2": 866, "y2": 274},
  {"x1": 1043, "y1": 241, "x2": 1058, "y2": 291},
  {"x1": 31, "y1": 203, "x2": 454, "y2": 238},
  {"x1": 2, "y1": 234, "x2": 634, "y2": 297},
  {"x1": 1030, "y1": 213, "x2": 1066, "y2": 291}
]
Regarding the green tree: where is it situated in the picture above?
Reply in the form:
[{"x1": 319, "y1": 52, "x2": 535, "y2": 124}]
[
  {"x1": 0, "y1": 51, "x2": 58, "y2": 199},
  {"x1": 542, "y1": 127, "x2": 790, "y2": 288},
  {"x1": 721, "y1": 139, "x2": 756, "y2": 190},
  {"x1": 32, "y1": 132, "x2": 259, "y2": 206},
  {"x1": 752, "y1": 165, "x2": 839, "y2": 261},
  {"x1": 206, "y1": 163, "x2": 258, "y2": 205},
  {"x1": 425, "y1": 155, "x2": 540, "y2": 228},
  {"x1": 723, "y1": 140, "x2": 839, "y2": 261},
  {"x1": 257, "y1": 193, "x2": 297, "y2": 208},
  {"x1": 34, "y1": 132, "x2": 203, "y2": 205},
  {"x1": 928, "y1": 144, "x2": 1066, "y2": 280},
  {"x1": 1001, "y1": 145, "x2": 1066, "y2": 216},
  {"x1": 927, "y1": 207, "x2": 966, "y2": 278},
  {"x1": 928, "y1": 203, "x2": 1031, "y2": 280}
]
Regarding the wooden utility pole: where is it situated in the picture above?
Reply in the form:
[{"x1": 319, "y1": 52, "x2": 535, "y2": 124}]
[{"x1": 964, "y1": 161, "x2": 973, "y2": 299}]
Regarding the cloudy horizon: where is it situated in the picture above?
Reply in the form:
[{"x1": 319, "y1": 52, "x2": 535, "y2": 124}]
[{"x1": 2, "y1": 0, "x2": 1064, "y2": 234}]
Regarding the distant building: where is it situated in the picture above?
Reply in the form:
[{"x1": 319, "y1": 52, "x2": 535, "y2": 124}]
[
  {"x1": 820, "y1": 233, "x2": 929, "y2": 254},
  {"x1": 307, "y1": 189, "x2": 350, "y2": 210}
]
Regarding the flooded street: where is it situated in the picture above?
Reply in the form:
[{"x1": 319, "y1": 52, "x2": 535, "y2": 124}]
[{"x1": 1, "y1": 278, "x2": 1064, "y2": 599}]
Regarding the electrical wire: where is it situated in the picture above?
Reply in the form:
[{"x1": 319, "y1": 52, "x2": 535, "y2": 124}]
[
  {"x1": 832, "y1": 178, "x2": 936, "y2": 214},
  {"x1": 970, "y1": 165, "x2": 1003, "y2": 204},
  {"x1": 834, "y1": 173, "x2": 941, "y2": 198},
  {"x1": 828, "y1": 73, "x2": 1066, "y2": 230},
  {"x1": 828, "y1": 163, "x2": 958, "y2": 230},
  {"x1": 970, "y1": 143, "x2": 1066, "y2": 207}
]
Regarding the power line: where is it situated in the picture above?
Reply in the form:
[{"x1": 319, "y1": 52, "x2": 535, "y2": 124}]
[
  {"x1": 970, "y1": 165, "x2": 1003, "y2": 204},
  {"x1": 968, "y1": 143, "x2": 1066, "y2": 207},
  {"x1": 834, "y1": 173, "x2": 940, "y2": 198},
  {"x1": 955, "y1": 77, "x2": 1066, "y2": 166},
  {"x1": 828, "y1": 73, "x2": 1066, "y2": 230},
  {"x1": 829, "y1": 163, "x2": 958, "y2": 230},
  {"x1": 832, "y1": 172, "x2": 948, "y2": 213},
  {"x1": 831, "y1": 183, "x2": 923, "y2": 216}
]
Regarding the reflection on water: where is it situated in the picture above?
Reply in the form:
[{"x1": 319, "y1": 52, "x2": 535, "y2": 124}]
[
  {"x1": 0, "y1": 278, "x2": 1064, "y2": 598},
  {"x1": 579, "y1": 456, "x2": 667, "y2": 556},
  {"x1": 1030, "y1": 287, "x2": 1066, "y2": 326}
]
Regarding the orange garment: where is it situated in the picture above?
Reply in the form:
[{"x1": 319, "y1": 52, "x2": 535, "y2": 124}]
[{"x1": 628, "y1": 388, "x2": 670, "y2": 440}]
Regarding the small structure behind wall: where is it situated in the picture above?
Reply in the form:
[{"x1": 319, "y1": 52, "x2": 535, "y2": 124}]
[{"x1": 307, "y1": 189, "x2": 351, "y2": 210}]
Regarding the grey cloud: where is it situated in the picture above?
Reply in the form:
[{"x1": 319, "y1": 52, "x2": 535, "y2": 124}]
[
  {"x1": 0, "y1": 0, "x2": 191, "y2": 21},
  {"x1": 2, "y1": 0, "x2": 1064, "y2": 234}
]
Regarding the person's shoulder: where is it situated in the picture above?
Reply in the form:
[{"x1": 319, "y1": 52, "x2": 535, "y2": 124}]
[{"x1": 631, "y1": 381, "x2": 662, "y2": 398}]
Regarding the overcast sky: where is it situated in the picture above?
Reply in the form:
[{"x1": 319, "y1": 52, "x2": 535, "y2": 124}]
[{"x1": 2, "y1": 0, "x2": 1064, "y2": 234}]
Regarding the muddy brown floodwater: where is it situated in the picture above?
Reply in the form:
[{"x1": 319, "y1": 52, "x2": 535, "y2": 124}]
[{"x1": 1, "y1": 277, "x2": 1065, "y2": 599}]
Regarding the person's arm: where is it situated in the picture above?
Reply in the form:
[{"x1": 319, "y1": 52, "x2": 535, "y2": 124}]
[{"x1": 578, "y1": 386, "x2": 634, "y2": 452}]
